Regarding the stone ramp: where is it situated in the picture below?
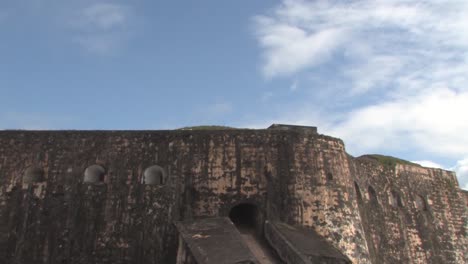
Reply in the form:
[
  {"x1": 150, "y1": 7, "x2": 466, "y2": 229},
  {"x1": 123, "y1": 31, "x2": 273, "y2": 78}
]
[
  {"x1": 264, "y1": 221, "x2": 351, "y2": 264},
  {"x1": 175, "y1": 218, "x2": 351, "y2": 264},
  {"x1": 175, "y1": 217, "x2": 259, "y2": 264},
  {"x1": 238, "y1": 228, "x2": 282, "y2": 264}
]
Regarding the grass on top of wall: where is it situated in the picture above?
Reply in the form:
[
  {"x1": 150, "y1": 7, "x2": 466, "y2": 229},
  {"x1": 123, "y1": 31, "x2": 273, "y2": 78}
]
[
  {"x1": 360, "y1": 154, "x2": 421, "y2": 168},
  {"x1": 177, "y1": 125, "x2": 238, "y2": 130}
]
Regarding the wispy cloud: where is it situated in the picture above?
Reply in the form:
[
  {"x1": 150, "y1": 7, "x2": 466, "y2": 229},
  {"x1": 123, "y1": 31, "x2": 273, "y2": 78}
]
[
  {"x1": 76, "y1": 3, "x2": 127, "y2": 30},
  {"x1": 261, "y1": 92, "x2": 274, "y2": 102},
  {"x1": 453, "y1": 158, "x2": 468, "y2": 190},
  {"x1": 254, "y1": 0, "x2": 468, "y2": 91},
  {"x1": 69, "y1": 3, "x2": 130, "y2": 54},
  {"x1": 254, "y1": 15, "x2": 346, "y2": 78},
  {"x1": 289, "y1": 80, "x2": 298, "y2": 92},
  {"x1": 253, "y1": 0, "x2": 468, "y2": 189},
  {"x1": 344, "y1": 55, "x2": 403, "y2": 94},
  {"x1": 412, "y1": 160, "x2": 443, "y2": 169},
  {"x1": 327, "y1": 88, "x2": 468, "y2": 158}
]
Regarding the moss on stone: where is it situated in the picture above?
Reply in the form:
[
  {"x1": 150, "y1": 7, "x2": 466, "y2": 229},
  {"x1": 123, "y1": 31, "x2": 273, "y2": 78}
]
[
  {"x1": 359, "y1": 154, "x2": 420, "y2": 168},
  {"x1": 177, "y1": 125, "x2": 237, "y2": 130}
]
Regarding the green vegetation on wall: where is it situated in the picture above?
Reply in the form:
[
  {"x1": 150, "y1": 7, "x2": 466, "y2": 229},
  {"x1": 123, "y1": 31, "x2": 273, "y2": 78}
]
[
  {"x1": 360, "y1": 154, "x2": 420, "y2": 168},
  {"x1": 177, "y1": 125, "x2": 237, "y2": 130}
]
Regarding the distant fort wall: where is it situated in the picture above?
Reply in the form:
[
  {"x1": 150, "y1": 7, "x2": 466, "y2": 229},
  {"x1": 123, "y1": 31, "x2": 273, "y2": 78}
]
[{"x1": 352, "y1": 157, "x2": 467, "y2": 263}]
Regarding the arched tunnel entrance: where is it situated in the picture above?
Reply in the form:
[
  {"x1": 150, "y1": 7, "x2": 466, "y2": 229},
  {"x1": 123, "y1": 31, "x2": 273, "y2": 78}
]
[
  {"x1": 229, "y1": 203, "x2": 258, "y2": 232},
  {"x1": 229, "y1": 203, "x2": 282, "y2": 263}
]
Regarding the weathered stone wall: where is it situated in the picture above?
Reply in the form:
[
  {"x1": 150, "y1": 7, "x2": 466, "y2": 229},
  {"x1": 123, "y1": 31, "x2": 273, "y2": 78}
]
[
  {"x1": 350, "y1": 158, "x2": 468, "y2": 263},
  {"x1": 0, "y1": 131, "x2": 182, "y2": 264},
  {"x1": 270, "y1": 133, "x2": 371, "y2": 263},
  {"x1": 0, "y1": 130, "x2": 283, "y2": 264},
  {"x1": 0, "y1": 129, "x2": 466, "y2": 264},
  {"x1": 462, "y1": 190, "x2": 468, "y2": 207}
]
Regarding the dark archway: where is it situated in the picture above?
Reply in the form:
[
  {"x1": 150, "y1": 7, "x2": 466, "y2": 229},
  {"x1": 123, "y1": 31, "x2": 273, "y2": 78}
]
[
  {"x1": 415, "y1": 195, "x2": 428, "y2": 211},
  {"x1": 23, "y1": 166, "x2": 45, "y2": 184},
  {"x1": 229, "y1": 203, "x2": 281, "y2": 262},
  {"x1": 368, "y1": 185, "x2": 378, "y2": 203},
  {"x1": 390, "y1": 190, "x2": 403, "y2": 208},
  {"x1": 143, "y1": 165, "x2": 166, "y2": 185},
  {"x1": 354, "y1": 182, "x2": 363, "y2": 202},
  {"x1": 229, "y1": 203, "x2": 258, "y2": 231},
  {"x1": 84, "y1": 165, "x2": 105, "y2": 183}
]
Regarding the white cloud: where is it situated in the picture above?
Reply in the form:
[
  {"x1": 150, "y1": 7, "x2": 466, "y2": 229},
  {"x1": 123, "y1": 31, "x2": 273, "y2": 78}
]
[
  {"x1": 261, "y1": 92, "x2": 274, "y2": 102},
  {"x1": 69, "y1": 3, "x2": 130, "y2": 54},
  {"x1": 254, "y1": 0, "x2": 468, "y2": 86},
  {"x1": 252, "y1": 1, "x2": 468, "y2": 188},
  {"x1": 254, "y1": 16, "x2": 346, "y2": 78},
  {"x1": 73, "y1": 33, "x2": 123, "y2": 55},
  {"x1": 412, "y1": 160, "x2": 444, "y2": 169},
  {"x1": 290, "y1": 80, "x2": 298, "y2": 92},
  {"x1": 80, "y1": 3, "x2": 127, "y2": 30},
  {"x1": 326, "y1": 88, "x2": 468, "y2": 158},
  {"x1": 452, "y1": 158, "x2": 468, "y2": 190},
  {"x1": 344, "y1": 55, "x2": 404, "y2": 94}
]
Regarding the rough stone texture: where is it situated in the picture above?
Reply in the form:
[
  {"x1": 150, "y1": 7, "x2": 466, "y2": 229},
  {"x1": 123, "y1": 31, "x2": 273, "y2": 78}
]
[
  {"x1": 463, "y1": 190, "x2": 468, "y2": 207},
  {"x1": 0, "y1": 128, "x2": 466, "y2": 264},
  {"x1": 175, "y1": 217, "x2": 257, "y2": 264},
  {"x1": 264, "y1": 221, "x2": 350, "y2": 263},
  {"x1": 351, "y1": 157, "x2": 468, "y2": 264}
]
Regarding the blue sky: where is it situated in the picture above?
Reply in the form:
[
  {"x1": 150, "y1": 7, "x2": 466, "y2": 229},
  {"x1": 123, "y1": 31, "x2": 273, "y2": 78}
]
[{"x1": 1, "y1": 0, "x2": 468, "y2": 189}]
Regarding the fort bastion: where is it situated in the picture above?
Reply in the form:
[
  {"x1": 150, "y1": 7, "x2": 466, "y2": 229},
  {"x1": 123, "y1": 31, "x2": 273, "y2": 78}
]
[{"x1": 0, "y1": 125, "x2": 466, "y2": 263}]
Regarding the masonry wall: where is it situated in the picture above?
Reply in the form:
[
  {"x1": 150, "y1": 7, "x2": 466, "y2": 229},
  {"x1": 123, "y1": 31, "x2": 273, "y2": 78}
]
[
  {"x1": 350, "y1": 158, "x2": 468, "y2": 263},
  {"x1": 0, "y1": 130, "x2": 288, "y2": 264},
  {"x1": 462, "y1": 190, "x2": 468, "y2": 207},
  {"x1": 0, "y1": 129, "x2": 466, "y2": 264},
  {"x1": 0, "y1": 131, "x2": 182, "y2": 264},
  {"x1": 270, "y1": 132, "x2": 371, "y2": 263}
]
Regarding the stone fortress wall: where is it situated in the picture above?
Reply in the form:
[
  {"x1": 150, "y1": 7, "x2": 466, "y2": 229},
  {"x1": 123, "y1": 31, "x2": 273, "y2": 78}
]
[{"x1": 0, "y1": 126, "x2": 466, "y2": 263}]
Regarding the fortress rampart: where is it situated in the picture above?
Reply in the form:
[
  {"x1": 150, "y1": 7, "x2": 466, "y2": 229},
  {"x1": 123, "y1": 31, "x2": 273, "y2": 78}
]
[{"x1": 0, "y1": 126, "x2": 466, "y2": 263}]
